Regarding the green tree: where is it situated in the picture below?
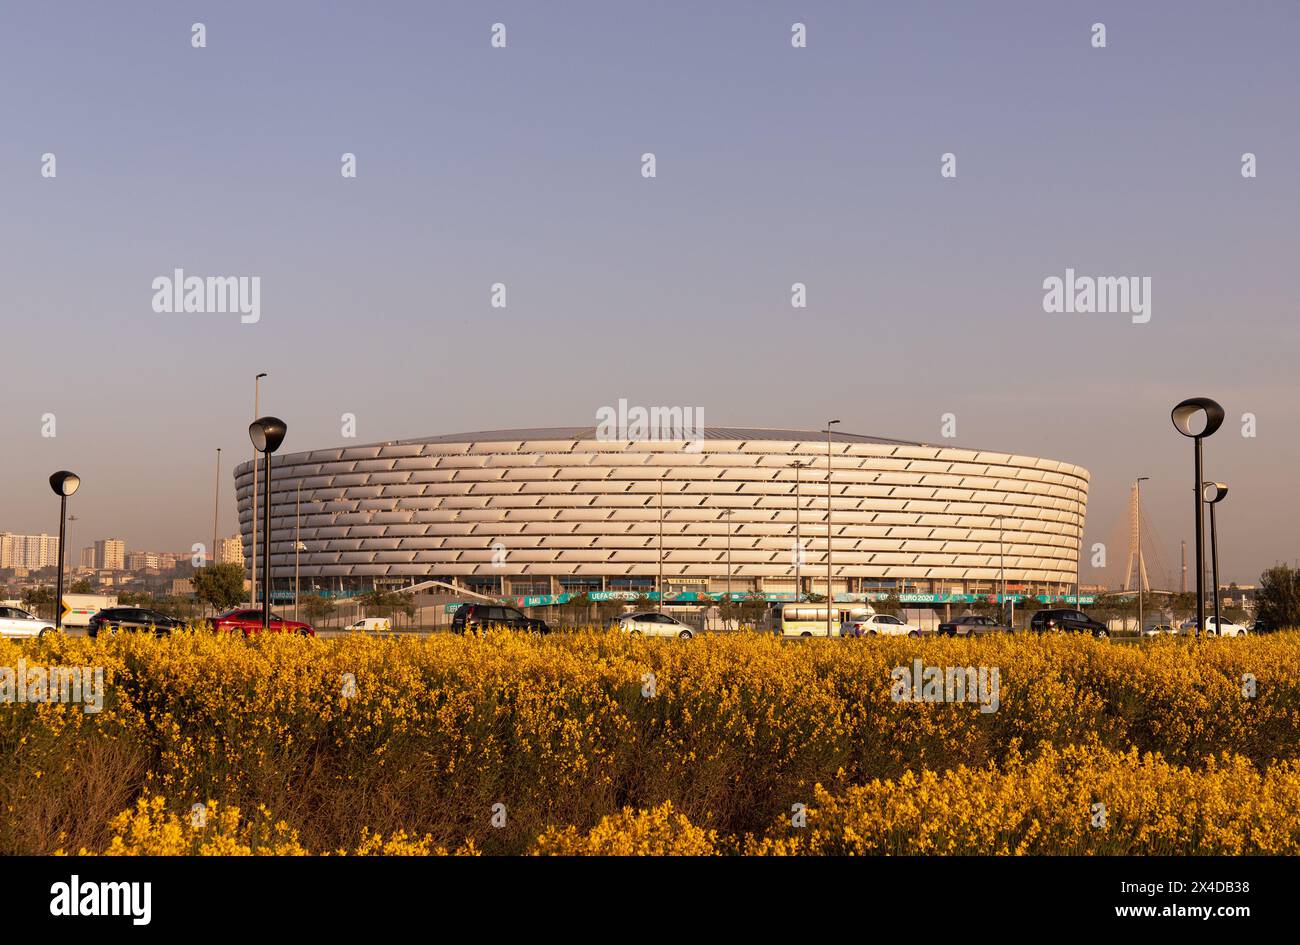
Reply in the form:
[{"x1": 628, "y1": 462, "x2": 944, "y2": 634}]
[
  {"x1": 1254, "y1": 564, "x2": 1300, "y2": 631},
  {"x1": 22, "y1": 586, "x2": 54, "y2": 619},
  {"x1": 69, "y1": 578, "x2": 94, "y2": 594},
  {"x1": 299, "y1": 593, "x2": 336, "y2": 629},
  {"x1": 738, "y1": 591, "x2": 769, "y2": 629},
  {"x1": 872, "y1": 592, "x2": 902, "y2": 617},
  {"x1": 191, "y1": 562, "x2": 247, "y2": 613}
]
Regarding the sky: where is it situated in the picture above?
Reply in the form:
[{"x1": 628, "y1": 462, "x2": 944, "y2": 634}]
[{"x1": 1, "y1": 1, "x2": 1297, "y2": 586}]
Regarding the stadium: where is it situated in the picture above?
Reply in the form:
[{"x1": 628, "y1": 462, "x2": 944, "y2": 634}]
[{"x1": 233, "y1": 426, "x2": 1090, "y2": 611}]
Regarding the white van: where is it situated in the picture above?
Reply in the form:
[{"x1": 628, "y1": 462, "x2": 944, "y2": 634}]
[
  {"x1": 780, "y1": 604, "x2": 873, "y2": 637},
  {"x1": 345, "y1": 617, "x2": 392, "y2": 633}
]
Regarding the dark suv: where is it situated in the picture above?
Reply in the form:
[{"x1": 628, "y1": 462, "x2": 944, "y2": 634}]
[
  {"x1": 1029, "y1": 608, "x2": 1109, "y2": 638},
  {"x1": 88, "y1": 607, "x2": 183, "y2": 638},
  {"x1": 938, "y1": 614, "x2": 1013, "y2": 637},
  {"x1": 450, "y1": 604, "x2": 548, "y2": 634}
]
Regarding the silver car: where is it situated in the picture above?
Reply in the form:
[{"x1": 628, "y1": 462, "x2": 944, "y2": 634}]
[
  {"x1": 0, "y1": 606, "x2": 58, "y2": 639},
  {"x1": 614, "y1": 611, "x2": 695, "y2": 639}
]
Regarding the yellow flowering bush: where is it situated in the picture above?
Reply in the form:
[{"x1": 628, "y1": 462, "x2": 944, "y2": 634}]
[
  {"x1": 4, "y1": 628, "x2": 1299, "y2": 854},
  {"x1": 532, "y1": 801, "x2": 719, "y2": 855},
  {"x1": 747, "y1": 745, "x2": 1300, "y2": 855}
]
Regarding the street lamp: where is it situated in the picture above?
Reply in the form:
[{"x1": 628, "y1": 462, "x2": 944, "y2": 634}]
[
  {"x1": 997, "y1": 514, "x2": 1007, "y2": 626},
  {"x1": 49, "y1": 471, "x2": 80, "y2": 630},
  {"x1": 248, "y1": 416, "x2": 287, "y2": 630},
  {"x1": 1171, "y1": 397, "x2": 1225, "y2": 637},
  {"x1": 825, "y1": 420, "x2": 841, "y2": 637},
  {"x1": 212, "y1": 448, "x2": 222, "y2": 570},
  {"x1": 1203, "y1": 481, "x2": 1228, "y2": 635},
  {"x1": 657, "y1": 477, "x2": 664, "y2": 613},
  {"x1": 789, "y1": 461, "x2": 808, "y2": 603},
  {"x1": 251, "y1": 373, "x2": 267, "y2": 607},
  {"x1": 1135, "y1": 476, "x2": 1150, "y2": 634},
  {"x1": 723, "y1": 509, "x2": 733, "y2": 629}
]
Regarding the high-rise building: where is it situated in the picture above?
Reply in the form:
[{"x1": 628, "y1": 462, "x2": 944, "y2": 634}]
[
  {"x1": 0, "y1": 532, "x2": 60, "y2": 570},
  {"x1": 217, "y1": 536, "x2": 245, "y2": 567},
  {"x1": 93, "y1": 538, "x2": 126, "y2": 571},
  {"x1": 79, "y1": 546, "x2": 96, "y2": 569},
  {"x1": 126, "y1": 551, "x2": 161, "y2": 572}
]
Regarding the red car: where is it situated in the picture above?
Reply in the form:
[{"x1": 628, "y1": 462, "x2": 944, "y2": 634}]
[{"x1": 209, "y1": 608, "x2": 315, "y2": 637}]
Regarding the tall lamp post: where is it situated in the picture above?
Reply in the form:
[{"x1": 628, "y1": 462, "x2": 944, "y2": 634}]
[
  {"x1": 249, "y1": 416, "x2": 287, "y2": 630},
  {"x1": 212, "y1": 448, "x2": 222, "y2": 569},
  {"x1": 1203, "y1": 482, "x2": 1228, "y2": 635},
  {"x1": 1135, "y1": 476, "x2": 1149, "y2": 634},
  {"x1": 723, "y1": 509, "x2": 733, "y2": 629},
  {"x1": 825, "y1": 419, "x2": 840, "y2": 637},
  {"x1": 789, "y1": 461, "x2": 807, "y2": 603},
  {"x1": 657, "y1": 477, "x2": 664, "y2": 613},
  {"x1": 66, "y1": 514, "x2": 79, "y2": 572},
  {"x1": 251, "y1": 372, "x2": 267, "y2": 607},
  {"x1": 997, "y1": 514, "x2": 1006, "y2": 625},
  {"x1": 1171, "y1": 397, "x2": 1225, "y2": 637},
  {"x1": 49, "y1": 471, "x2": 80, "y2": 630}
]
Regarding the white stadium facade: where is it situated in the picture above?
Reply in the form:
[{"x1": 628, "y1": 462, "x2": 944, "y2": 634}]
[{"x1": 234, "y1": 427, "x2": 1090, "y2": 612}]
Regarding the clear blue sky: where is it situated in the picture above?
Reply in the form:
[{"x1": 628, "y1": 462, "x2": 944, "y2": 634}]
[{"x1": 2, "y1": 1, "x2": 1297, "y2": 586}]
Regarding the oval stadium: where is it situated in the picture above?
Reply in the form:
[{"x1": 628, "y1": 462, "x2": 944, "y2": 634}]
[{"x1": 233, "y1": 427, "x2": 1089, "y2": 613}]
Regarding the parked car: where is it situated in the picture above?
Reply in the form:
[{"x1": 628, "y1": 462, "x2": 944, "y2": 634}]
[
  {"x1": 613, "y1": 611, "x2": 695, "y2": 639},
  {"x1": 1140, "y1": 623, "x2": 1177, "y2": 638},
  {"x1": 1179, "y1": 616, "x2": 1248, "y2": 637},
  {"x1": 841, "y1": 614, "x2": 922, "y2": 637},
  {"x1": 1029, "y1": 608, "x2": 1109, "y2": 638},
  {"x1": 1250, "y1": 617, "x2": 1274, "y2": 634},
  {"x1": 87, "y1": 607, "x2": 183, "y2": 638},
  {"x1": 344, "y1": 617, "x2": 392, "y2": 633},
  {"x1": 208, "y1": 608, "x2": 315, "y2": 637},
  {"x1": 0, "y1": 606, "x2": 57, "y2": 639},
  {"x1": 937, "y1": 614, "x2": 1012, "y2": 637},
  {"x1": 450, "y1": 603, "x2": 548, "y2": 635}
]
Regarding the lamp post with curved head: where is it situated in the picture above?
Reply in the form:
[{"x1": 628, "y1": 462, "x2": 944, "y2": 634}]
[
  {"x1": 825, "y1": 419, "x2": 840, "y2": 637},
  {"x1": 251, "y1": 373, "x2": 267, "y2": 607},
  {"x1": 249, "y1": 417, "x2": 287, "y2": 630},
  {"x1": 1171, "y1": 398, "x2": 1225, "y2": 638},
  {"x1": 789, "y1": 461, "x2": 808, "y2": 603},
  {"x1": 49, "y1": 471, "x2": 80, "y2": 630},
  {"x1": 1203, "y1": 481, "x2": 1228, "y2": 635}
]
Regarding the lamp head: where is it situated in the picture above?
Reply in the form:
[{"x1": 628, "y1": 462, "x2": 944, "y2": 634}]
[
  {"x1": 249, "y1": 417, "x2": 287, "y2": 454},
  {"x1": 49, "y1": 470, "x2": 80, "y2": 497},
  {"x1": 1202, "y1": 481, "x2": 1229, "y2": 504},
  {"x1": 1171, "y1": 398, "x2": 1225, "y2": 439}
]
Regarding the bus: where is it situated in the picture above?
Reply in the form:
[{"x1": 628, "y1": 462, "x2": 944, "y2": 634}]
[{"x1": 779, "y1": 603, "x2": 874, "y2": 637}]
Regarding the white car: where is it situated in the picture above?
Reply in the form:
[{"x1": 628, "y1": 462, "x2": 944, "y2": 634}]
[
  {"x1": 0, "y1": 606, "x2": 58, "y2": 639},
  {"x1": 1179, "y1": 617, "x2": 1248, "y2": 637},
  {"x1": 614, "y1": 611, "x2": 695, "y2": 639},
  {"x1": 345, "y1": 617, "x2": 392, "y2": 633},
  {"x1": 840, "y1": 614, "x2": 922, "y2": 638},
  {"x1": 1140, "y1": 624, "x2": 1178, "y2": 638}
]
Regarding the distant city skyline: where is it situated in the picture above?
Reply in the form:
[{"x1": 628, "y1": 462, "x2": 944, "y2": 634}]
[{"x1": 2, "y1": 2, "x2": 1297, "y2": 587}]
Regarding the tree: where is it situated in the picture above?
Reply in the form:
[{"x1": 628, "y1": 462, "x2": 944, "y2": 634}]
[
  {"x1": 557, "y1": 592, "x2": 594, "y2": 628},
  {"x1": 1254, "y1": 564, "x2": 1300, "y2": 631},
  {"x1": 738, "y1": 591, "x2": 769, "y2": 629},
  {"x1": 69, "y1": 578, "x2": 94, "y2": 594},
  {"x1": 191, "y1": 562, "x2": 246, "y2": 613},
  {"x1": 299, "y1": 593, "x2": 335, "y2": 629},
  {"x1": 22, "y1": 586, "x2": 54, "y2": 619},
  {"x1": 872, "y1": 592, "x2": 902, "y2": 617}
]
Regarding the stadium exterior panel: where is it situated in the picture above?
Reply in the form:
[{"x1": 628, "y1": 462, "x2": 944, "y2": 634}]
[{"x1": 234, "y1": 427, "x2": 1089, "y2": 604}]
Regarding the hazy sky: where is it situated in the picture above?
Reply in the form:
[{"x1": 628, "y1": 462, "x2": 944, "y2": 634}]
[{"x1": 2, "y1": 2, "x2": 1297, "y2": 586}]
